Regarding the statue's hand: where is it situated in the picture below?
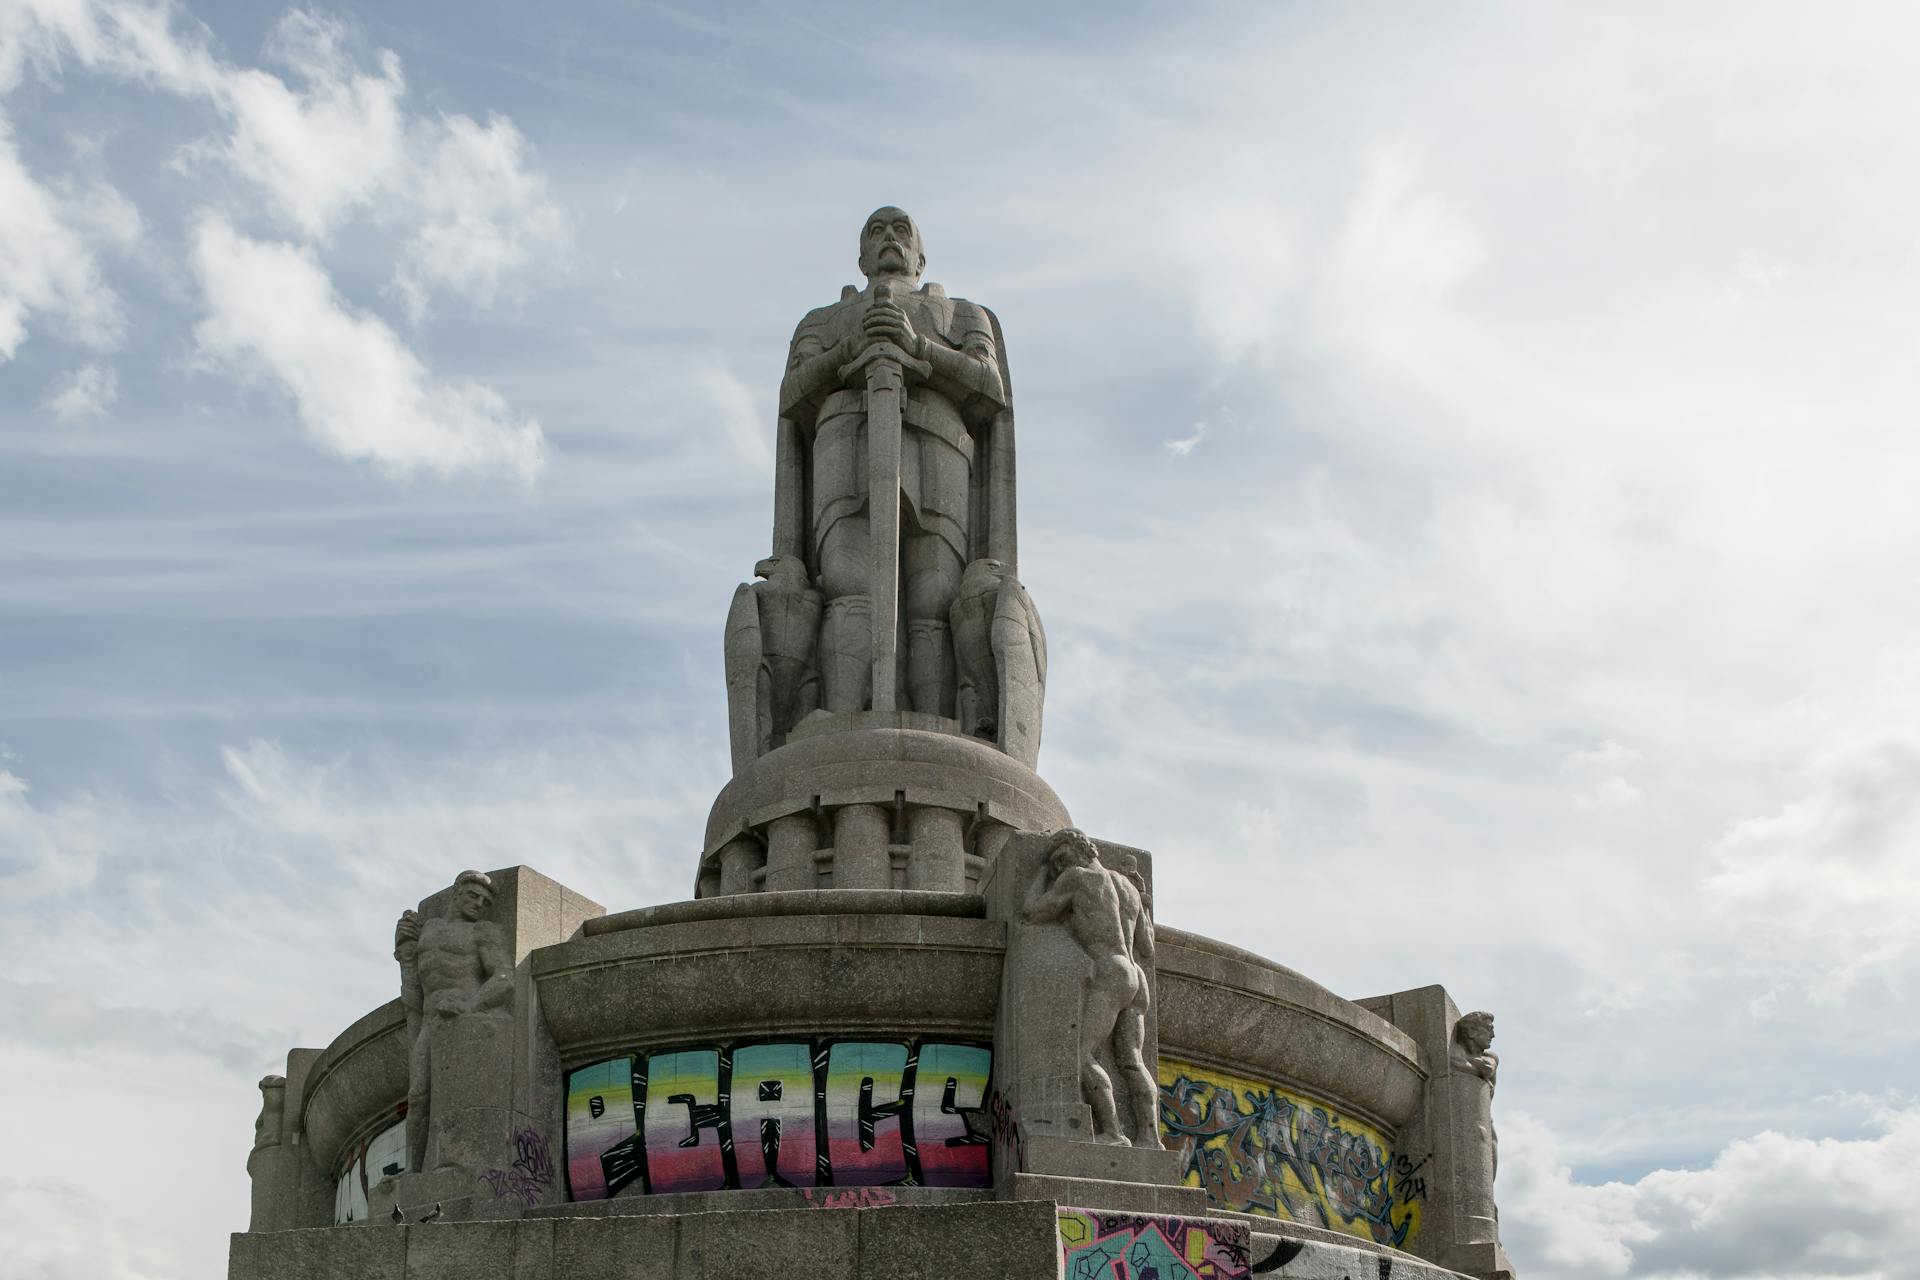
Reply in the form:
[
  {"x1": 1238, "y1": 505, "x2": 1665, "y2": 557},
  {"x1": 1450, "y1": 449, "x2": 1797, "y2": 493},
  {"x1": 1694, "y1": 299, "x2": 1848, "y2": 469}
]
[
  {"x1": 862, "y1": 298, "x2": 924, "y2": 361},
  {"x1": 394, "y1": 909, "x2": 422, "y2": 951}
]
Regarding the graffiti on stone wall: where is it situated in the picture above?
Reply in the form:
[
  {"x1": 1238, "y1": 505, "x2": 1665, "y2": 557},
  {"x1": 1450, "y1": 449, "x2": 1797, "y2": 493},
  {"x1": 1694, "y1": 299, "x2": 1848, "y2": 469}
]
[
  {"x1": 564, "y1": 1038, "x2": 991, "y2": 1200},
  {"x1": 1158, "y1": 1059, "x2": 1422, "y2": 1248},
  {"x1": 1058, "y1": 1207, "x2": 1252, "y2": 1279},
  {"x1": 332, "y1": 1115, "x2": 407, "y2": 1224},
  {"x1": 480, "y1": 1126, "x2": 556, "y2": 1205}
]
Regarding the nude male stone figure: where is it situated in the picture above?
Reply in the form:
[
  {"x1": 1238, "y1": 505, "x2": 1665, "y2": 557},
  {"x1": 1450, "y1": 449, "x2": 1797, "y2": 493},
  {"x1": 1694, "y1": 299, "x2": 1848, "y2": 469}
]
[
  {"x1": 393, "y1": 870, "x2": 512, "y2": 1173},
  {"x1": 1023, "y1": 829, "x2": 1161, "y2": 1148}
]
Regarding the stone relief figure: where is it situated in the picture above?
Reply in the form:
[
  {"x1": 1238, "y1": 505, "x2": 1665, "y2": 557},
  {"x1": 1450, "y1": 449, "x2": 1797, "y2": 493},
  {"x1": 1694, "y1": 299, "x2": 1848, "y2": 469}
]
[
  {"x1": 950, "y1": 557, "x2": 1047, "y2": 767},
  {"x1": 724, "y1": 554, "x2": 824, "y2": 770},
  {"x1": 251, "y1": 1074, "x2": 286, "y2": 1151},
  {"x1": 394, "y1": 870, "x2": 513, "y2": 1174},
  {"x1": 1023, "y1": 829, "x2": 1161, "y2": 1148},
  {"x1": 1450, "y1": 1010, "x2": 1501, "y2": 1239},
  {"x1": 771, "y1": 207, "x2": 1021, "y2": 723}
]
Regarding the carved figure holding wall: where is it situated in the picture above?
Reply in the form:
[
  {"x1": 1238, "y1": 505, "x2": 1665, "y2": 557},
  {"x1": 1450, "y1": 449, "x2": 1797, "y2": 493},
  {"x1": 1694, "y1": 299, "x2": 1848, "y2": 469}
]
[
  {"x1": 251, "y1": 1074, "x2": 286, "y2": 1152},
  {"x1": 394, "y1": 870, "x2": 513, "y2": 1174},
  {"x1": 1449, "y1": 1010, "x2": 1501, "y2": 1240},
  {"x1": 1022, "y1": 828, "x2": 1161, "y2": 1148}
]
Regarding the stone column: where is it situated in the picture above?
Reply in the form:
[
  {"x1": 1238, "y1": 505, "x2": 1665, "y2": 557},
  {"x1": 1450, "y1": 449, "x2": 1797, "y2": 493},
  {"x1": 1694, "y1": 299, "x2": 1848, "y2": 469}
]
[
  {"x1": 906, "y1": 805, "x2": 966, "y2": 892},
  {"x1": 717, "y1": 836, "x2": 762, "y2": 896},
  {"x1": 831, "y1": 802, "x2": 892, "y2": 889},
  {"x1": 762, "y1": 812, "x2": 819, "y2": 891}
]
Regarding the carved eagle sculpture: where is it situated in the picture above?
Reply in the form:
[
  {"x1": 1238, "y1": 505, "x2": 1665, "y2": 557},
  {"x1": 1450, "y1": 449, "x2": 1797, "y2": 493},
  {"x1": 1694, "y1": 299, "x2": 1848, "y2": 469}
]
[
  {"x1": 724, "y1": 554, "x2": 822, "y2": 772},
  {"x1": 950, "y1": 557, "x2": 1047, "y2": 768}
]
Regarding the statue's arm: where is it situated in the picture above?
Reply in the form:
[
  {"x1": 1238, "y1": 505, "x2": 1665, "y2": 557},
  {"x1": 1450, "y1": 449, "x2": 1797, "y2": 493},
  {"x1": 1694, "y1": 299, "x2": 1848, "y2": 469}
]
[
  {"x1": 778, "y1": 318, "x2": 855, "y2": 416},
  {"x1": 1024, "y1": 869, "x2": 1080, "y2": 924},
  {"x1": 473, "y1": 922, "x2": 514, "y2": 1013},
  {"x1": 921, "y1": 302, "x2": 1006, "y2": 407},
  {"x1": 394, "y1": 910, "x2": 423, "y2": 1016}
]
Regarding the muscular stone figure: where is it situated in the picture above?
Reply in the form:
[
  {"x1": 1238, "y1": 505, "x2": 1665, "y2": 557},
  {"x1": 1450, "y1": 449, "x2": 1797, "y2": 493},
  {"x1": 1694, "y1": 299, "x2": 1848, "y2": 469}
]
[
  {"x1": 1449, "y1": 1010, "x2": 1501, "y2": 1240},
  {"x1": 1023, "y1": 829, "x2": 1160, "y2": 1148},
  {"x1": 394, "y1": 871, "x2": 512, "y2": 1173},
  {"x1": 775, "y1": 207, "x2": 1011, "y2": 716}
]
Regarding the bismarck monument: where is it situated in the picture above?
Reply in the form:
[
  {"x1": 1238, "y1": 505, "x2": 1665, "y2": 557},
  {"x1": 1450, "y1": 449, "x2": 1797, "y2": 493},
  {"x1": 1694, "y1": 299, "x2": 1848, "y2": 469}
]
[{"x1": 233, "y1": 209, "x2": 1518, "y2": 1280}]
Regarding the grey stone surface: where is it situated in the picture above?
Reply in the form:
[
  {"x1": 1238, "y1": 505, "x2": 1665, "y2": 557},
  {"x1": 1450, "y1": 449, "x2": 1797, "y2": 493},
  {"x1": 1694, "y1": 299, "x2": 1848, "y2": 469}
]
[
  {"x1": 857, "y1": 1200, "x2": 1059, "y2": 1280},
  {"x1": 300, "y1": 1001, "x2": 409, "y2": 1177},
  {"x1": 403, "y1": 1219, "x2": 515, "y2": 1280},
  {"x1": 1157, "y1": 926, "x2": 1426, "y2": 1133},
  {"x1": 678, "y1": 1205, "x2": 860, "y2": 1280},
  {"x1": 999, "y1": 1172, "x2": 1205, "y2": 1217},
  {"x1": 535, "y1": 903, "x2": 1003, "y2": 1061},
  {"x1": 230, "y1": 1224, "x2": 408, "y2": 1280},
  {"x1": 552, "y1": 1215, "x2": 677, "y2": 1280}
]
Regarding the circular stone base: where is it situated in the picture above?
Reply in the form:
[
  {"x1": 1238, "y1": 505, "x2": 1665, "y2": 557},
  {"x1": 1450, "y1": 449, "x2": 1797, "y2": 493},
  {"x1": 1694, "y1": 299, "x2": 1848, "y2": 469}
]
[{"x1": 697, "y1": 724, "x2": 1071, "y2": 896}]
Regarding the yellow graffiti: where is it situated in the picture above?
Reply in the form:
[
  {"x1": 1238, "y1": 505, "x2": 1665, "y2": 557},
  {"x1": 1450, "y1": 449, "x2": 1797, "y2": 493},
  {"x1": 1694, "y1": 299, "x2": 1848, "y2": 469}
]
[{"x1": 1158, "y1": 1058, "x2": 1421, "y2": 1248}]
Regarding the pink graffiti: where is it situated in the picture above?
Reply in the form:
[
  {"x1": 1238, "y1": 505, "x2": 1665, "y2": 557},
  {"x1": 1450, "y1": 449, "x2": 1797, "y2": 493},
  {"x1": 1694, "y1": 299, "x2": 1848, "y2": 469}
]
[{"x1": 800, "y1": 1186, "x2": 898, "y2": 1210}]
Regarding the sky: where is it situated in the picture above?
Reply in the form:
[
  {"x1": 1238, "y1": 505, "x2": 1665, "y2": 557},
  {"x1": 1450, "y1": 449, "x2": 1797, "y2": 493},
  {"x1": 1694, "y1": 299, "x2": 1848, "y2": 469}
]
[{"x1": 1, "y1": 1, "x2": 1917, "y2": 1276}]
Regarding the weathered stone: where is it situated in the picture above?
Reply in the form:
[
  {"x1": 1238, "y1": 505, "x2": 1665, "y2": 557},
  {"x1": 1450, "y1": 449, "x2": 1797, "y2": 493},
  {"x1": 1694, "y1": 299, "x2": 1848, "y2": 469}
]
[{"x1": 551, "y1": 1215, "x2": 676, "y2": 1280}]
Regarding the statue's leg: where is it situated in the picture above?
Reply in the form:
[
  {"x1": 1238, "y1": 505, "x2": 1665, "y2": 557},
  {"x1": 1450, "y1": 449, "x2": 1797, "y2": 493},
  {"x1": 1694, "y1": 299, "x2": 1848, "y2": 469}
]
[
  {"x1": 406, "y1": 1027, "x2": 431, "y2": 1174},
  {"x1": 1114, "y1": 998, "x2": 1161, "y2": 1149},
  {"x1": 1079, "y1": 977, "x2": 1129, "y2": 1145},
  {"x1": 903, "y1": 525, "x2": 960, "y2": 717},
  {"x1": 818, "y1": 519, "x2": 871, "y2": 713}
]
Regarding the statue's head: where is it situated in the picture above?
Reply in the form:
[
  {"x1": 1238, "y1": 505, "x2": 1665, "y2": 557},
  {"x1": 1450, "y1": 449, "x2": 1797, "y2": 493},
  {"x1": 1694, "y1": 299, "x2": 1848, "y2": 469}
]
[
  {"x1": 1456, "y1": 1010, "x2": 1495, "y2": 1055},
  {"x1": 452, "y1": 869, "x2": 495, "y2": 922},
  {"x1": 754, "y1": 554, "x2": 811, "y2": 591},
  {"x1": 1047, "y1": 827, "x2": 1099, "y2": 873},
  {"x1": 858, "y1": 206, "x2": 925, "y2": 284}
]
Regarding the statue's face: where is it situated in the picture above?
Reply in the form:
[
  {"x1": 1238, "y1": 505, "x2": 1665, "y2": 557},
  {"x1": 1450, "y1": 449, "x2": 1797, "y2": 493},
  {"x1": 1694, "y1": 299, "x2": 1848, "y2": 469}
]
[
  {"x1": 1050, "y1": 832, "x2": 1096, "y2": 872},
  {"x1": 1459, "y1": 1016, "x2": 1494, "y2": 1055},
  {"x1": 858, "y1": 207, "x2": 923, "y2": 281},
  {"x1": 455, "y1": 882, "x2": 493, "y2": 922}
]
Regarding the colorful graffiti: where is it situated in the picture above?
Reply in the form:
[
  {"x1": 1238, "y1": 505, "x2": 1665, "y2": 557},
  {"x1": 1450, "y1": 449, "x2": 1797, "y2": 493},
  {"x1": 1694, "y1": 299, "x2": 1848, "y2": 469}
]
[
  {"x1": 564, "y1": 1038, "x2": 991, "y2": 1200},
  {"x1": 332, "y1": 1116, "x2": 407, "y2": 1224},
  {"x1": 1058, "y1": 1207, "x2": 1252, "y2": 1280},
  {"x1": 1158, "y1": 1059, "x2": 1422, "y2": 1248}
]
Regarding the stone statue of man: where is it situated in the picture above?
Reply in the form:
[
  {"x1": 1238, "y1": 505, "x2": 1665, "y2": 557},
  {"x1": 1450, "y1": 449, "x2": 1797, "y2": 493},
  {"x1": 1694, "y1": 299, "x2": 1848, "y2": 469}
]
[
  {"x1": 1449, "y1": 1010, "x2": 1501, "y2": 1241},
  {"x1": 393, "y1": 870, "x2": 512, "y2": 1173},
  {"x1": 774, "y1": 207, "x2": 1015, "y2": 717},
  {"x1": 1022, "y1": 829, "x2": 1160, "y2": 1148}
]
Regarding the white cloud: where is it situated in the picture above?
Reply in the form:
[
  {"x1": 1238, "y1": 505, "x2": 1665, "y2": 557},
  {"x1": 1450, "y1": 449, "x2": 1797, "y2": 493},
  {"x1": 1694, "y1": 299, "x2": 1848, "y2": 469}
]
[
  {"x1": 5, "y1": 2, "x2": 568, "y2": 325},
  {"x1": 1706, "y1": 736, "x2": 1920, "y2": 999},
  {"x1": 0, "y1": 767, "x2": 104, "y2": 905},
  {"x1": 215, "y1": 9, "x2": 407, "y2": 240},
  {"x1": 0, "y1": 119, "x2": 124, "y2": 358},
  {"x1": 189, "y1": 213, "x2": 545, "y2": 480},
  {"x1": 1503, "y1": 1103, "x2": 1920, "y2": 1280},
  {"x1": 395, "y1": 112, "x2": 568, "y2": 320},
  {"x1": 1164, "y1": 421, "x2": 1206, "y2": 458},
  {"x1": 42, "y1": 360, "x2": 117, "y2": 421}
]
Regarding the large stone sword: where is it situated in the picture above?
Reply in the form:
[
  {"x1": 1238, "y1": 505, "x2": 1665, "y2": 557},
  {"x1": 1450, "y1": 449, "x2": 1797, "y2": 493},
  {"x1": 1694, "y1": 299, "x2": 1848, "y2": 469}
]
[{"x1": 838, "y1": 281, "x2": 930, "y2": 714}]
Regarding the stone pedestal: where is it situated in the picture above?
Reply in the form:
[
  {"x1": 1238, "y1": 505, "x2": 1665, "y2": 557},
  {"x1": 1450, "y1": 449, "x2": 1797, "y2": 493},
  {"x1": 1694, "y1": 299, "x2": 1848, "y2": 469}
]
[{"x1": 698, "y1": 725, "x2": 1071, "y2": 897}]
